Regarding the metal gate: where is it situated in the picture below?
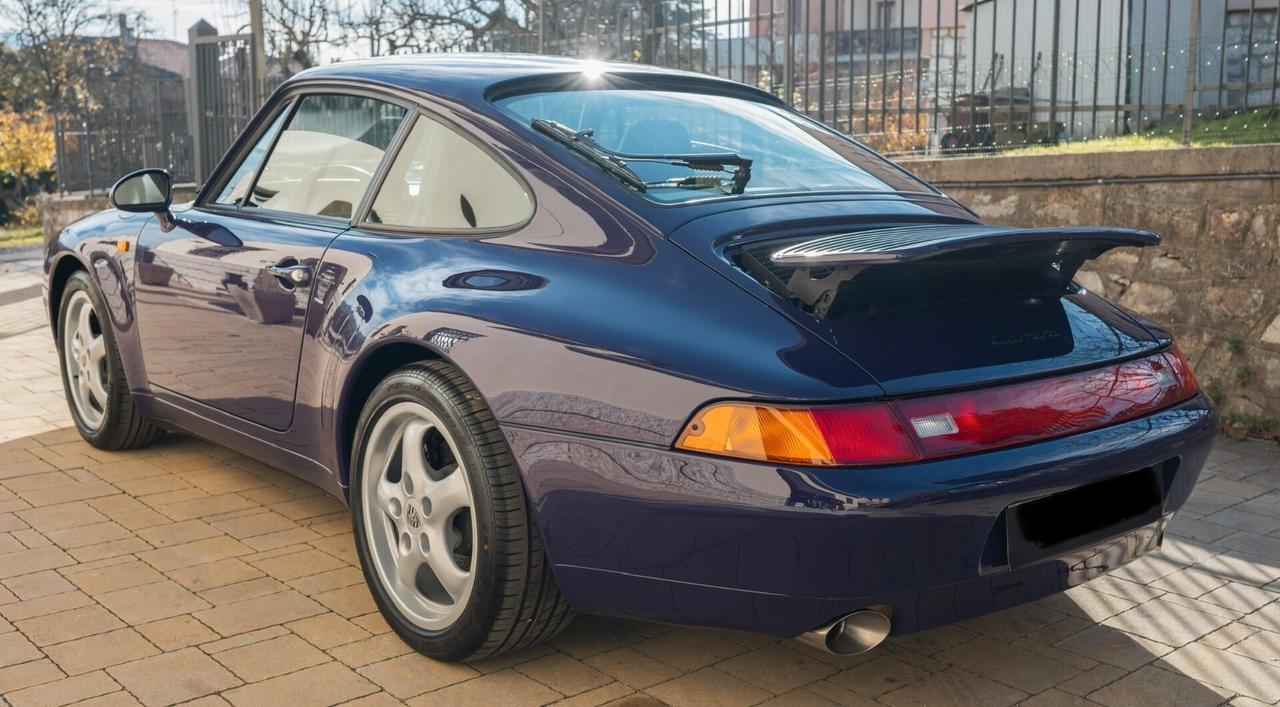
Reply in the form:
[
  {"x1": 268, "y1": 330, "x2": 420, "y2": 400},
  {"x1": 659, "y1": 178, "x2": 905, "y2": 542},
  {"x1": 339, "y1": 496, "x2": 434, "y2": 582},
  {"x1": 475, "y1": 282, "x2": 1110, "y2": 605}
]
[{"x1": 186, "y1": 20, "x2": 269, "y2": 184}]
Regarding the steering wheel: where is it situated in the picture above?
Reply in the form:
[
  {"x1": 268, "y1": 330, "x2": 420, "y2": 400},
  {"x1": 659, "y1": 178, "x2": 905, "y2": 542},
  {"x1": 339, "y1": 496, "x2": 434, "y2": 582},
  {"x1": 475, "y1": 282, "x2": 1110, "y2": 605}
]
[{"x1": 291, "y1": 163, "x2": 374, "y2": 216}]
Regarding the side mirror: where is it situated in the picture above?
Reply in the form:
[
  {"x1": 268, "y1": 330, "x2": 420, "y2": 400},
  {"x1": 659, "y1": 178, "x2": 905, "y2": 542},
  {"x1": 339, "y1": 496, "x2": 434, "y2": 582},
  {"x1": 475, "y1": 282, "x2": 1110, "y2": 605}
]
[{"x1": 110, "y1": 169, "x2": 173, "y2": 213}]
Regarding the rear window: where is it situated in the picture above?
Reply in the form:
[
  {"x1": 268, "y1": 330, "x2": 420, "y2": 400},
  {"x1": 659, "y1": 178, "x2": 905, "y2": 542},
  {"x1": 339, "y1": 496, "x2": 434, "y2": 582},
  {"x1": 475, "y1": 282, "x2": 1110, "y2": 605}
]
[{"x1": 494, "y1": 88, "x2": 930, "y2": 203}]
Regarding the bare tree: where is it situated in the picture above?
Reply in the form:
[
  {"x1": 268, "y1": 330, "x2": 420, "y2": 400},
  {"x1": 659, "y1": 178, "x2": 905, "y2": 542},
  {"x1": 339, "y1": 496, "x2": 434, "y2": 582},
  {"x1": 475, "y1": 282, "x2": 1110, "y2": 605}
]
[
  {"x1": 0, "y1": 0, "x2": 125, "y2": 112},
  {"x1": 340, "y1": 0, "x2": 418, "y2": 56},
  {"x1": 262, "y1": 0, "x2": 336, "y2": 73}
]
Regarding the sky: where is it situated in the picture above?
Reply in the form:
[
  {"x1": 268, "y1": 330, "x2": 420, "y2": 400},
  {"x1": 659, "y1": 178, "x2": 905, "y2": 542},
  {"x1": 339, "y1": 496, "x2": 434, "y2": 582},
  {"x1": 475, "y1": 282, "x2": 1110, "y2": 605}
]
[{"x1": 131, "y1": 0, "x2": 247, "y2": 41}]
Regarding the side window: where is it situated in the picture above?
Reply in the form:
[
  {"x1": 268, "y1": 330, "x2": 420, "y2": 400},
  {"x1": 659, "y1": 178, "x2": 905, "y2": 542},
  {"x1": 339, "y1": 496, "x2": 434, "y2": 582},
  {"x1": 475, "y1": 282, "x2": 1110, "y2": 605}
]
[
  {"x1": 368, "y1": 114, "x2": 532, "y2": 230},
  {"x1": 246, "y1": 94, "x2": 406, "y2": 218},
  {"x1": 213, "y1": 101, "x2": 292, "y2": 206}
]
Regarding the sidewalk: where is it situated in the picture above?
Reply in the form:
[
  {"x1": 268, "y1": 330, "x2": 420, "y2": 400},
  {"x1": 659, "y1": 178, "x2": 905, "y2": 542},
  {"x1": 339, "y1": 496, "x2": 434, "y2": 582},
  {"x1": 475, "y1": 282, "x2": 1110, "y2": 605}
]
[{"x1": 1, "y1": 254, "x2": 1279, "y2": 706}]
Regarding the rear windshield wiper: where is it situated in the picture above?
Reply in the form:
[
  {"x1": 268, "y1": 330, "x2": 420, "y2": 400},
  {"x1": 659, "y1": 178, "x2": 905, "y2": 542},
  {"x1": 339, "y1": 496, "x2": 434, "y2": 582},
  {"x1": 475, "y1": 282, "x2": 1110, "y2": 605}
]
[
  {"x1": 530, "y1": 119, "x2": 753, "y2": 195},
  {"x1": 531, "y1": 119, "x2": 647, "y2": 191}
]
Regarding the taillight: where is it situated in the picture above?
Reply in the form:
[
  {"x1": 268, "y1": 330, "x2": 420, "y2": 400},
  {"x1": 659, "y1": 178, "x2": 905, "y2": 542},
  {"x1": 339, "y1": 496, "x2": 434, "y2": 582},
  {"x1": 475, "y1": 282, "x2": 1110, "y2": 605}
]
[
  {"x1": 675, "y1": 402, "x2": 921, "y2": 466},
  {"x1": 895, "y1": 352, "x2": 1197, "y2": 458},
  {"x1": 676, "y1": 350, "x2": 1200, "y2": 467}
]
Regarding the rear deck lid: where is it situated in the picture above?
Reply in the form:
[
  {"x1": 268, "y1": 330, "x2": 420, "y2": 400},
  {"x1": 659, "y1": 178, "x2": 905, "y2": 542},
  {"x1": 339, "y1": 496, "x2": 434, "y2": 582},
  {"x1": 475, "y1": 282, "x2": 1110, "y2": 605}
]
[{"x1": 674, "y1": 207, "x2": 1165, "y2": 396}]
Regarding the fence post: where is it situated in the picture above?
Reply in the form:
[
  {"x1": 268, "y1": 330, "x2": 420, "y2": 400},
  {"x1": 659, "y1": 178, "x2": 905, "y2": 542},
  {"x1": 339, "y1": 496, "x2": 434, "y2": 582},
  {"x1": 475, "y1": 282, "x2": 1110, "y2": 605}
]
[
  {"x1": 1048, "y1": 0, "x2": 1061, "y2": 141},
  {"x1": 783, "y1": 0, "x2": 793, "y2": 106},
  {"x1": 249, "y1": 0, "x2": 267, "y2": 103},
  {"x1": 186, "y1": 20, "x2": 218, "y2": 185},
  {"x1": 1183, "y1": 0, "x2": 1199, "y2": 145}
]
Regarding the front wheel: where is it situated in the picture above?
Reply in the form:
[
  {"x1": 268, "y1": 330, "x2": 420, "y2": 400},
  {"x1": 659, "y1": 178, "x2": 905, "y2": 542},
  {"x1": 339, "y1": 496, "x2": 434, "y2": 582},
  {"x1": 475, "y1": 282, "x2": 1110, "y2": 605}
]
[
  {"x1": 56, "y1": 271, "x2": 163, "y2": 450},
  {"x1": 350, "y1": 361, "x2": 574, "y2": 661}
]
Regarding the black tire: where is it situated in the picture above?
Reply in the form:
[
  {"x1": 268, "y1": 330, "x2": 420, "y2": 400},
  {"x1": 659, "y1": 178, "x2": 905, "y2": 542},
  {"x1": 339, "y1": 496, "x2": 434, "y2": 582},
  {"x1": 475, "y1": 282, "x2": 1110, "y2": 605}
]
[
  {"x1": 350, "y1": 361, "x2": 575, "y2": 661},
  {"x1": 56, "y1": 271, "x2": 163, "y2": 450}
]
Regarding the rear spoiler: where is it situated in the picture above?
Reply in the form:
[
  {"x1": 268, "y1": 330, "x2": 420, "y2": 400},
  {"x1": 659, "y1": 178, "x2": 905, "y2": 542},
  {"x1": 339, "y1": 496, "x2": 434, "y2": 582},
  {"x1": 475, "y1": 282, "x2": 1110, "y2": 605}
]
[
  {"x1": 770, "y1": 224, "x2": 1159, "y2": 267},
  {"x1": 761, "y1": 224, "x2": 1158, "y2": 317}
]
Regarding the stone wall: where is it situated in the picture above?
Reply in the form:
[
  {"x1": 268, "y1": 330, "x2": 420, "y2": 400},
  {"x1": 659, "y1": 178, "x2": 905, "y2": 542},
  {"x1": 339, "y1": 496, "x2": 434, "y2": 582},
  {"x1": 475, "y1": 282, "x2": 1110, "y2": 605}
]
[{"x1": 905, "y1": 145, "x2": 1280, "y2": 437}]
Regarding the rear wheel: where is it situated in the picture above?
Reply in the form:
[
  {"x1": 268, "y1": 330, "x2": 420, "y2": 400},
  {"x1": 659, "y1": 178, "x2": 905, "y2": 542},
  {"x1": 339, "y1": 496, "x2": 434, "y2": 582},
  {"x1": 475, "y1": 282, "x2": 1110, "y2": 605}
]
[
  {"x1": 56, "y1": 272, "x2": 163, "y2": 450},
  {"x1": 350, "y1": 361, "x2": 574, "y2": 661}
]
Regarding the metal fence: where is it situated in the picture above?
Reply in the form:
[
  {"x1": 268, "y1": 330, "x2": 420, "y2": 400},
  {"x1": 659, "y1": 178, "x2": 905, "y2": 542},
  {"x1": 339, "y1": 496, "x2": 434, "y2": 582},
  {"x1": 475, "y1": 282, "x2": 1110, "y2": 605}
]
[
  {"x1": 54, "y1": 72, "x2": 192, "y2": 193},
  {"x1": 54, "y1": 0, "x2": 1280, "y2": 193},
  {"x1": 492, "y1": 0, "x2": 1280, "y2": 157}
]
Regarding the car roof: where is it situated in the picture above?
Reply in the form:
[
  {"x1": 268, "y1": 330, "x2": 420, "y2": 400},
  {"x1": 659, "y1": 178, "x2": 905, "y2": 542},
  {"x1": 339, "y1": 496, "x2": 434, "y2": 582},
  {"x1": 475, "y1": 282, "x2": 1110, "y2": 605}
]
[{"x1": 288, "y1": 53, "x2": 782, "y2": 104}]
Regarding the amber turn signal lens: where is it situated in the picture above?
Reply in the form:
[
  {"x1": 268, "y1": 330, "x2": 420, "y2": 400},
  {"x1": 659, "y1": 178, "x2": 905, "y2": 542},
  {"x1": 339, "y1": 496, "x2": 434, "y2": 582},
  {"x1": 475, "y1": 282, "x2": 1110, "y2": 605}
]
[{"x1": 675, "y1": 402, "x2": 921, "y2": 466}]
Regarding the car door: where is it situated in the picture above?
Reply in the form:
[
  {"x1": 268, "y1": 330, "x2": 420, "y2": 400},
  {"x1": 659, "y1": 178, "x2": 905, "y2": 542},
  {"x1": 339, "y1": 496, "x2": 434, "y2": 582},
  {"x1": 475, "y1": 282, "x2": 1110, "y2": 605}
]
[{"x1": 134, "y1": 91, "x2": 408, "y2": 430}]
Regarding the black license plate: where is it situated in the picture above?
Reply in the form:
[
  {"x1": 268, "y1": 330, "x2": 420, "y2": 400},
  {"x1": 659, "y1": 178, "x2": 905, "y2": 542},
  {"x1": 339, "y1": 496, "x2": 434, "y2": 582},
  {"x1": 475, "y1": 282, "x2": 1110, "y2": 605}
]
[{"x1": 1005, "y1": 466, "x2": 1165, "y2": 569}]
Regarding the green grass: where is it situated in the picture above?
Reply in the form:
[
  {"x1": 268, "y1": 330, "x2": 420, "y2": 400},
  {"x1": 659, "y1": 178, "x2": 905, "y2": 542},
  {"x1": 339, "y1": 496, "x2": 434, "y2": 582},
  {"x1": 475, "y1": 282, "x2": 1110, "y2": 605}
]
[
  {"x1": 1004, "y1": 107, "x2": 1280, "y2": 156},
  {"x1": 0, "y1": 226, "x2": 43, "y2": 249}
]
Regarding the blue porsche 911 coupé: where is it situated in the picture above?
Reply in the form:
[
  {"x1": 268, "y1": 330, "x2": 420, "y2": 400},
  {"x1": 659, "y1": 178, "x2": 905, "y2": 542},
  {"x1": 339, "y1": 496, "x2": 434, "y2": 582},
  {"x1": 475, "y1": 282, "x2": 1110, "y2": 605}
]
[{"x1": 45, "y1": 54, "x2": 1217, "y2": 661}]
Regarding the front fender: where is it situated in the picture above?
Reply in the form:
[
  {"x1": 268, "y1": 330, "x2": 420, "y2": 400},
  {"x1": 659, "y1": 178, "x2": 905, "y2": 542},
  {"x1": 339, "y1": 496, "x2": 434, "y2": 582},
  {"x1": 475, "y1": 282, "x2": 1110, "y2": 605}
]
[{"x1": 45, "y1": 209, "x2": 153, "y2": 395}]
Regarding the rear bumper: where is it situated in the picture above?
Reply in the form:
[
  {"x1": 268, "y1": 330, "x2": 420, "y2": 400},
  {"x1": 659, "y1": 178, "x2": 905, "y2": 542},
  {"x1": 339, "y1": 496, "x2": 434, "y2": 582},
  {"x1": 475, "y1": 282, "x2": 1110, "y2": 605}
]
[{"x1": 505, "y1": 394, "x2": 1218, "y2": 638}]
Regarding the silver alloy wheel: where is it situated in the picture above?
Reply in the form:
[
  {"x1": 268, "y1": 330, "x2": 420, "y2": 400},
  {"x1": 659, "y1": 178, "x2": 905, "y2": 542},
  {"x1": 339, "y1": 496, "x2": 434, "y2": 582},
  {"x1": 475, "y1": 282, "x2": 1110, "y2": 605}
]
[
  {"x1": 361, "y1": 401, "x2": 478, "y2": 631},
  {"x1": 62, "y1": 290, "x2": 108, "y2": 431}
]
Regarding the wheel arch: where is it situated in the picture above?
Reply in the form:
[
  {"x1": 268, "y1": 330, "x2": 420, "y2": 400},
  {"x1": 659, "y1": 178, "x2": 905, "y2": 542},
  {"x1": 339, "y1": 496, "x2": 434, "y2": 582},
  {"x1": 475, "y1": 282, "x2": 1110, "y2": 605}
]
[
  {"x1": 47, "y1": 252, "x2": 88, "y2": 334},
  {"x1": 336, "y1": 338, "x2": 445, "y2": 494}
]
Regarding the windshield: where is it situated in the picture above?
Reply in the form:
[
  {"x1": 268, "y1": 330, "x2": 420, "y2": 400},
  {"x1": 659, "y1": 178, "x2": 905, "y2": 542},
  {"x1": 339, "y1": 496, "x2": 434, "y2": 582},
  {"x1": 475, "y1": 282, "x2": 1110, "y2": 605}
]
[{"x1": 494, "y1": 88, "x2": 930, "y2": 203}]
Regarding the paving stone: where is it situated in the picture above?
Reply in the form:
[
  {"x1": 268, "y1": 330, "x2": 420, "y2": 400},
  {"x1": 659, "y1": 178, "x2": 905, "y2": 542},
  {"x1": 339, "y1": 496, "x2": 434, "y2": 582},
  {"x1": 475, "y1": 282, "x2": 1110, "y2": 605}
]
[
  {"x1": 553, "y1": 682, "x2": 635, "y2": 707},
  {"x1": 0, "y1": 589, "x2": 94, "y2": 622},
  {"x1": 328, "y1": 632, "x2": 415, "y2": 669},
  {"x1": 1102, "y1": 596, "x2": 1235, "y2": 646},
  {"x1": 1150, "y1": 567, "x2": 1229, "y2": 598},
  {"x1": 3, "y1": 570, "x2": 75, "y2": 600},
  {"x1": 63, "y1": 559, "x2": 165, "y2": 595},
  {"x1": 212, "y1": 634, "x2": 330, "y2": 682},
  {"x1": 515, "y1": 651, "x2": 614, "y2": 697},
  {"x1": 136, "y1": 615, "x2": 220, "y2": 651},
  {"x1": 167, "y1": 558, "x2": 264, "y2": 592},
  {"x1": 0, "y1": 546, "x2": 75, "y2": 579},
  {"x1": 643, "y1": 667, "x2": 772, "y2": 707},
  {"x1": 582, "y1": 647, "x2": 683, "y2": 690},
  {"x1": 827, "y1": 656, "x2": 930, "y2": 697},
  {"x1": 1090, "y1": 664, "x2": 1232, "y2": 707},
  {"x1": 193, "y1": 589, "x2": 325, "y2": 636},
  {"x1": 1160, "y1": 641, "x2": 1280, "y2": 703},
  {"x1": 934, "y1": 635, "x2": 1080, "y2": 694},
  {"x1": 107, "y1": 648, "x2": 241, "y2": 706},
  {"x1": 136, "y1": 536, "x2": 252, "y2": 572},
  {"x1": 1055, "y1": 623, "x2": 1174, "y2": 670},
  {"x1": 43, "y1": 628, "x2": 159, "y2": 675},
  {"x1": 1199, "y1": 582, "x2": 1280, "y2": 614},
  {"x1": 630, "y1": 629, "x2": 749, "y2": 673},
  {"x1": 1241, "y1": 600, "x2": 1280, "y2": 632},
  {"x1": 1232, "y1": 630, "x2": 1280, "y2": 664},
  {"x1": 356, "y1": 652, "x2": 479, "y2": 699},
  {"x1": 0, "y1": 631, "x2": 43, "y2": 668},
  {"x1": 1202, "y1": 622, "x2": 1260, "y2": 649},
  {"x1": 877, "y1": 667, "x2": 1025, "y2": 707},
  {"x1": 0, "y1": 657, "x2": 65, "y2": 694},
  {"x1": 16, "y1": 604, "x2": 124, "y2": 646},
  {"x1": 95, "y1": 579, "x2": 210, "y2": 624},
  {"x1": 715, "y1": 643, "x2": 838, "y2": 694},
  {"x1": 222, "y1": 661, "x2": 378, "y2": 706},
  {"x1": 1055, "y1": 663, "x2": 1127, "y2": 696},
  {"x1": 1018, "y1": 689, "x2": 1099, "y2": 707},
  {"x1": 961, "y1": 602, "x2": 1067, "y2": 642},
  {"x1": 285, "y1": 612, "x2": 370, "y2": 650},
  {"x1": 3, "y1": 670, "x2": 119, "y2": 707}
]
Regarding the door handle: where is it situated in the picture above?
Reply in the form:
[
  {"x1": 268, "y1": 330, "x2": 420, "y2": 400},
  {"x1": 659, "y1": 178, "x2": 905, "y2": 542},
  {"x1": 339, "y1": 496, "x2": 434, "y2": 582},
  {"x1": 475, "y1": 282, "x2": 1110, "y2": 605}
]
[{"x1": 268, "y1": 263, "x2": 312, "y2": 287}]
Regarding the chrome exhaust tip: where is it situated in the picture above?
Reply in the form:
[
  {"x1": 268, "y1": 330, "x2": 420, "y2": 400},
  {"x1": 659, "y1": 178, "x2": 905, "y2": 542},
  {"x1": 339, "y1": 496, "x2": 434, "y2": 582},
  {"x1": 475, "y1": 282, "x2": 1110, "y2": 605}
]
[{"x1": 797, "y1": 609, "x2": 892, "y2": 655}]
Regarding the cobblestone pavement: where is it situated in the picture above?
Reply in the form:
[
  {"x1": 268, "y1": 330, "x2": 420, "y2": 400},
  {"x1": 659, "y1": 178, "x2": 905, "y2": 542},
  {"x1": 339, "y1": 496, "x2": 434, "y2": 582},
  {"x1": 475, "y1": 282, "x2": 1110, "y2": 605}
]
[{"x1": 2, "y1": 249, "x2": 1279, "y2": 707}]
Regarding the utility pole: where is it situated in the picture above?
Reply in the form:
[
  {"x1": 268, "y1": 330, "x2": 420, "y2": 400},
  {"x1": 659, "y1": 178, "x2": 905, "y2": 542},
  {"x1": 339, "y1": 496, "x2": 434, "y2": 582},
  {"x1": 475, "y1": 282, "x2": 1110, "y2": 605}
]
[{"x1": 250, "y1": 0, "x2": 267, "y2": 104}]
